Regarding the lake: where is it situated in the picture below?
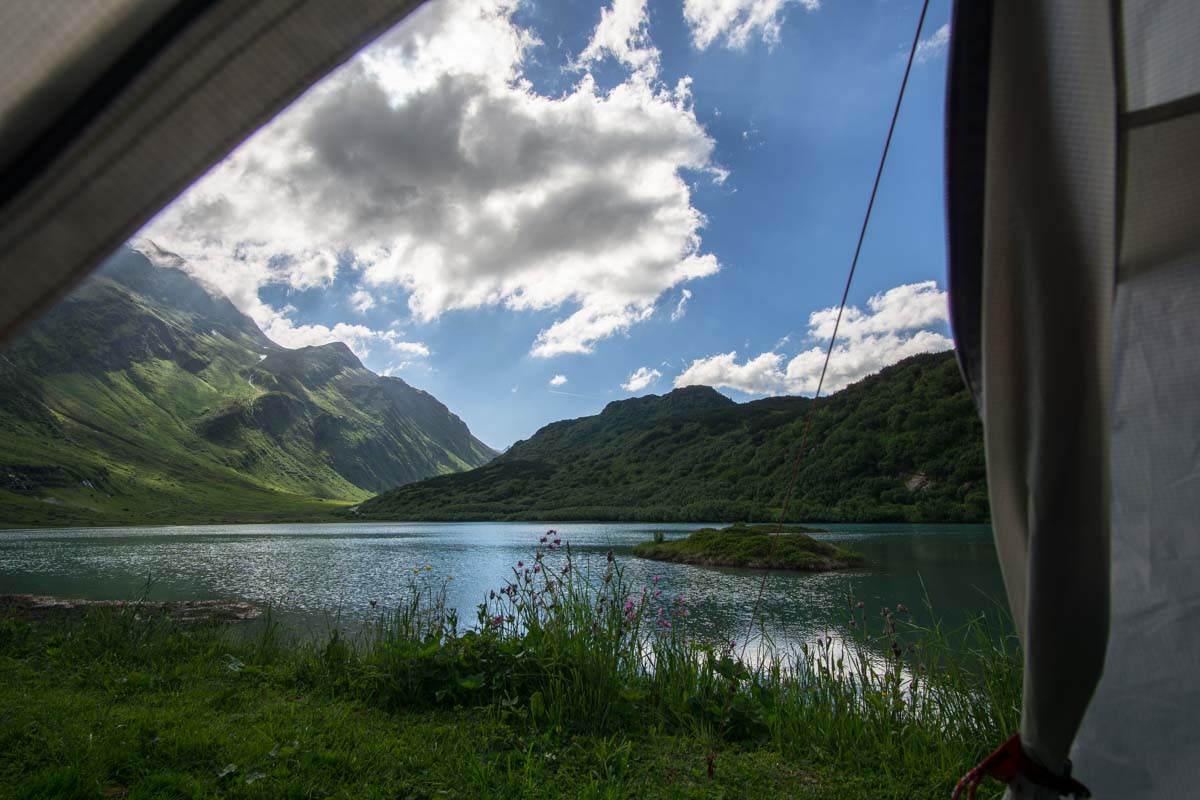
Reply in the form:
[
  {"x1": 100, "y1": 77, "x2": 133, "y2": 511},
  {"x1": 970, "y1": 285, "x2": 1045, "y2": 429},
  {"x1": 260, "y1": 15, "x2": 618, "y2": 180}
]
[{"x1": 0, "y1": 522, "x2": 1006, "y2": 648}]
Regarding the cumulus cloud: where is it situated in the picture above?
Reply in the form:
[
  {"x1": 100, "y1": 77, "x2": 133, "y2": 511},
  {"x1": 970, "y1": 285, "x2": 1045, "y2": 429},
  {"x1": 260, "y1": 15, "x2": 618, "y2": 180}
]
[
  {"x1": 349, "y1": 289, "x2": 376, "y2": 313},
  {"x1": 142, "y1": 0, "x2": 722, "y2": 359},
  {"x1": 576, "y1": 0, "x2": 659, "y2": 80},
  {"x1": 258, "y1": 313, "x2": 430, "y2": 362},
  {"x1": 621, "y1": 365, "x2": 663, "y2": 392},
  {"x1": 675, "y1": 281, "x2": 952, "y2": 395},
  {"x1": 683, "y1": 0, "x2": 820, "y2": 51},
  {"x1": 670, "y1": 288, "x2": 692, "y2": 321},
  {"x1": 549, "y1": 374, "x2": 568, "y2": 386},
  {"x1": 914, "y1": 23, "x2": 949, "y2": 63},
  {"x1": 675, "y1": 351, "x2": 784, "y2": 394}
]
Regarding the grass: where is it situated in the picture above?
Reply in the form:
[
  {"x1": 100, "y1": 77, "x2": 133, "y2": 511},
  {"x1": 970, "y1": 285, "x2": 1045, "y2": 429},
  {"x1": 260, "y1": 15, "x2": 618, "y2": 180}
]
[
  {"x1": 632, "y1": 523, "x2": 864, "y2": 571},
  {"x1": 0, "y1": 536, "x2": 1018, "y2": 799}
]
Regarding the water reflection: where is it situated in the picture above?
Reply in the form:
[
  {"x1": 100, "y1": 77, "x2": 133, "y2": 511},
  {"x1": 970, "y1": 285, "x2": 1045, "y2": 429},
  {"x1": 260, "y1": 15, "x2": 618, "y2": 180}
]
[{"x1": 0, "y1": 522, "x2": 1005, "y2": 648}]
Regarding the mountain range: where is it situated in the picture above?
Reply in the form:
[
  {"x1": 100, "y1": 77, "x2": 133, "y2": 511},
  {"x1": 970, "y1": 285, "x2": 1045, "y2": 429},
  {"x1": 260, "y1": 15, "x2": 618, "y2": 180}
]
[
  {"x1": 353, "y1": 350, "x2": 989, "y2": 524},
  {"x1": 0, "y1": 248, "x2": 495, "y2": 527},
  {"x1": 0, "y1": 248, "x2": 988, "y2": 528}
]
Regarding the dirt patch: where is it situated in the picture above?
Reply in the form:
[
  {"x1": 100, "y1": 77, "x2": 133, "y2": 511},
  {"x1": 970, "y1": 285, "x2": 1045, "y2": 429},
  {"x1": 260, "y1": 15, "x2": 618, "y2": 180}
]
[{"x1": 0, "y1": 594, "x2": 262, "y2": 624}]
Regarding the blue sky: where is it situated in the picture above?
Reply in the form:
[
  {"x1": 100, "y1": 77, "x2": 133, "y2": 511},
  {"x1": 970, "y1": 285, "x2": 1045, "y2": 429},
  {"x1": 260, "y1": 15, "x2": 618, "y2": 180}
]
[{"x1": 140, "y1": 0, "x2": 954, "y2": 450}]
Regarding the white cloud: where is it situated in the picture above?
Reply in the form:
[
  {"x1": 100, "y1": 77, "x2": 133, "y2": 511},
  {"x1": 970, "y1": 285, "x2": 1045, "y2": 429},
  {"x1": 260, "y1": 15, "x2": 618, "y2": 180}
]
[
  {"x1": 257, "y1": 311, "x2": 429, "y2": 362},
  {"x1": 670, "y1": 288, "x2": 692, "y2": 321},
  {"x1": 674, "y1": 281, "x2": 952, "y2": 395},
  {"x1": 576, "y1": 0, "x2": 659, "y2": 80},
  {"x1": 349, "y1": 288, "x2": 376, "y2": 313},
  {"x1": 914, "y1": 23, "x2": 949, "y2": 64},
  {"x1": 549, "y1": 374, "x2": 568, "y2": 386},
  {"x1": 142, "y1": 0, "x2": 721, "y2": 360},
  {"x1": 389, "y1": 340, "x2": 432, "y2": 357},
  {"x1": 683, "y1": 0, "x2": 820, "y2": 51},
  {"x1": 621, "y1": 366, "x2": 663, "y2": 392},
  {"x1": 676, "y1": 351, "x2": 785, "y2": 394}
]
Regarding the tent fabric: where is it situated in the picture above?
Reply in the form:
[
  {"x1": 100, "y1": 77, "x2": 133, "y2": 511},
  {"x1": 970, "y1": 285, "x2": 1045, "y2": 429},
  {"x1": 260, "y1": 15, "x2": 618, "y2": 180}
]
[
  {"x1": 0, "y1": 0, "x2": 427, "y2": 349},
  {"x1": 943, "y1": 0, "x2": 990, "y2": 406},
  {"x1": 0, "y1": 0, "x2": 166, "y2": 170},
  {"x1": 972, "y1": 0, "x2": 1117, "y2": 782},
  {"x1": 949, "y1": 0, "x2": 1200, "y2": 796}
]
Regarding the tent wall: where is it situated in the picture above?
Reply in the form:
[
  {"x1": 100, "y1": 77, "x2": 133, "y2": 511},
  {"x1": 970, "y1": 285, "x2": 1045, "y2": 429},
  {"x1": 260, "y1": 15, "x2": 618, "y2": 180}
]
[
  {"x1": 0, "y1": 0, "x2": 427, "y2": 349},
  {"x1": 949, "y1": 0, "x2": 1200, "y2": 796},
  {"x1": 1070, "y1": 2, "x2": 1200, "y2": 796}
]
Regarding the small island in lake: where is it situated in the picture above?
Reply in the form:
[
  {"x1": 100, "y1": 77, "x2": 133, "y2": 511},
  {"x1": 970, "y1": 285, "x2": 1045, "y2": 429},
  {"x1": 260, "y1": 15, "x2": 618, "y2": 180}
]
[{"x1": 633, "y1": 523, "x2": 864, "y2": 571}]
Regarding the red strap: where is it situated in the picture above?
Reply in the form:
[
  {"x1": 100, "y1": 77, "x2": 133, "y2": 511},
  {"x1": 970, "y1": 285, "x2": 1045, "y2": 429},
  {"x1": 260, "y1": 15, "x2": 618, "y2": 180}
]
[{"x1": 951, "y1": 734, "x2": 1091, "y2": 799}]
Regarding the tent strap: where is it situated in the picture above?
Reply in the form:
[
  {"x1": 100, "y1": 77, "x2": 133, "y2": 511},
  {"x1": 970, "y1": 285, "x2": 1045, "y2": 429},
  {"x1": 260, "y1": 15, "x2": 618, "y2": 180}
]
[{"x1": 951, "y1": 733, "x2": 1091, "y2": 800}]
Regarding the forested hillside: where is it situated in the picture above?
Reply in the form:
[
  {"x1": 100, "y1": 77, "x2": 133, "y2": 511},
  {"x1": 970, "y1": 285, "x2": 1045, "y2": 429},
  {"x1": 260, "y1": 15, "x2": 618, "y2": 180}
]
[{"x1": 354, "y1": 351, "x2": 988, "y2": 523}]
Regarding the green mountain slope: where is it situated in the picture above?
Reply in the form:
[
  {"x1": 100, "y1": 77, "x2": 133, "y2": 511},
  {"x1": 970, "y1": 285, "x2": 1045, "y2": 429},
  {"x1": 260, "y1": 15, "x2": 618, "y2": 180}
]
[
  {"x1": 0, "y1": 248, "x2": 496, "y2": 527},
  {"x1": 353, "y1": 351, "x2": 988, "y2": 523}
]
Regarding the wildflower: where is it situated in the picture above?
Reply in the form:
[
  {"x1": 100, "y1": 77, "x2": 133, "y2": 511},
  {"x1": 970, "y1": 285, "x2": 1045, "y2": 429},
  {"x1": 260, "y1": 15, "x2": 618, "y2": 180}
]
[
  {"x1": 855, "y1": 601, "x2": 865, "y2": 609},
  {"x1": 896, "y1": 603, "x2": 909, "y2": 614},
  {"x1": 606, "y1": 550, "x2": 614, "y2": 563},
  {"x1": 553, "y1": 538, "x2": 561, "y2": 546},
  {"x1": 653, "y1": 575, "x2": 662, "y2": 584},
  {"x1": 654, "y1": 589, "x2": 662, "y2": 598},
  {"x1": 533, "y1": 566, "x2": 541, "y2": 574},
  {"x1": 425, "y1": 565, "x2": 432, "y2": 571},
  {"x1": 548, "y1": 529, "x2": 557, "y2": 536},
  {"x1": 491, "y1": 615, "x2": 503, "y2": 628},
  {"x1": 517, "y1": 561, "x2": 524, "y2": 568},
  {"x1": 412, "y1": 567, "x2": 419, "y2": 574},
  {"x1": 489, "y1": 590, "x2": 496, "y2": 600},
  {"x1": 661, "y1": 619, "x2": 672, "y2": 629},
  {"x1": 540, "y1": 536, "x2": 548, "y2": 544},
  {"x1": 369, "y1": 599, "x2": 378, "y2": 609},
  {"x1": 561, "y1": 564, "x2": 571, "y2": 574},
  {"x1": 447, "y1": 575, "x2": 454, "y2": 581}
]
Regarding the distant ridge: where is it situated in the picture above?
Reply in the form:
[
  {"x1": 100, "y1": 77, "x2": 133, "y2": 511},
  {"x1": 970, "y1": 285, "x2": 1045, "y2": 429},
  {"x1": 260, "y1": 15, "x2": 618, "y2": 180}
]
[
  {"x1": 0, "y1": 247, "x2": 496, "y2": 527},
  {"x1": 353, "y1": 350, "x2": 988, "y2": 524}
]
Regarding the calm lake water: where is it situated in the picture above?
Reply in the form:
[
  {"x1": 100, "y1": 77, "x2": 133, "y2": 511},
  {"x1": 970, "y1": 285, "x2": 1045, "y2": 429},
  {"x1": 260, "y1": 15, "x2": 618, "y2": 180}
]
[{"x1": 0, "y1": 522, "x2": 1005, "y2": 648}]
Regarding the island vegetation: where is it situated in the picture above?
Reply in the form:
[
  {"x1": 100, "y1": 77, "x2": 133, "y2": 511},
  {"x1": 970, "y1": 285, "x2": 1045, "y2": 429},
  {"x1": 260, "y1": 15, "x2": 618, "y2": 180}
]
[
  {"x1": 633, "y1": 524, "x2": 864, "y2": 571},
  {"x1": 0, "y1": 539, "x2": 1018, "y2": 799}
]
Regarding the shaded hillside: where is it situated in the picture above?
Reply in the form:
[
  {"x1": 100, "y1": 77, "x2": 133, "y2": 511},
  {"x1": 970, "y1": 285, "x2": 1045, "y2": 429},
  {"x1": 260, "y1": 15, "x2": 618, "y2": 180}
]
[
  {"x1": 353, "y1": 351, "x2": 988, "y2": 523},
  {"x1": 0, "y1": 248, "x2": 495, "y2": 527}
]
